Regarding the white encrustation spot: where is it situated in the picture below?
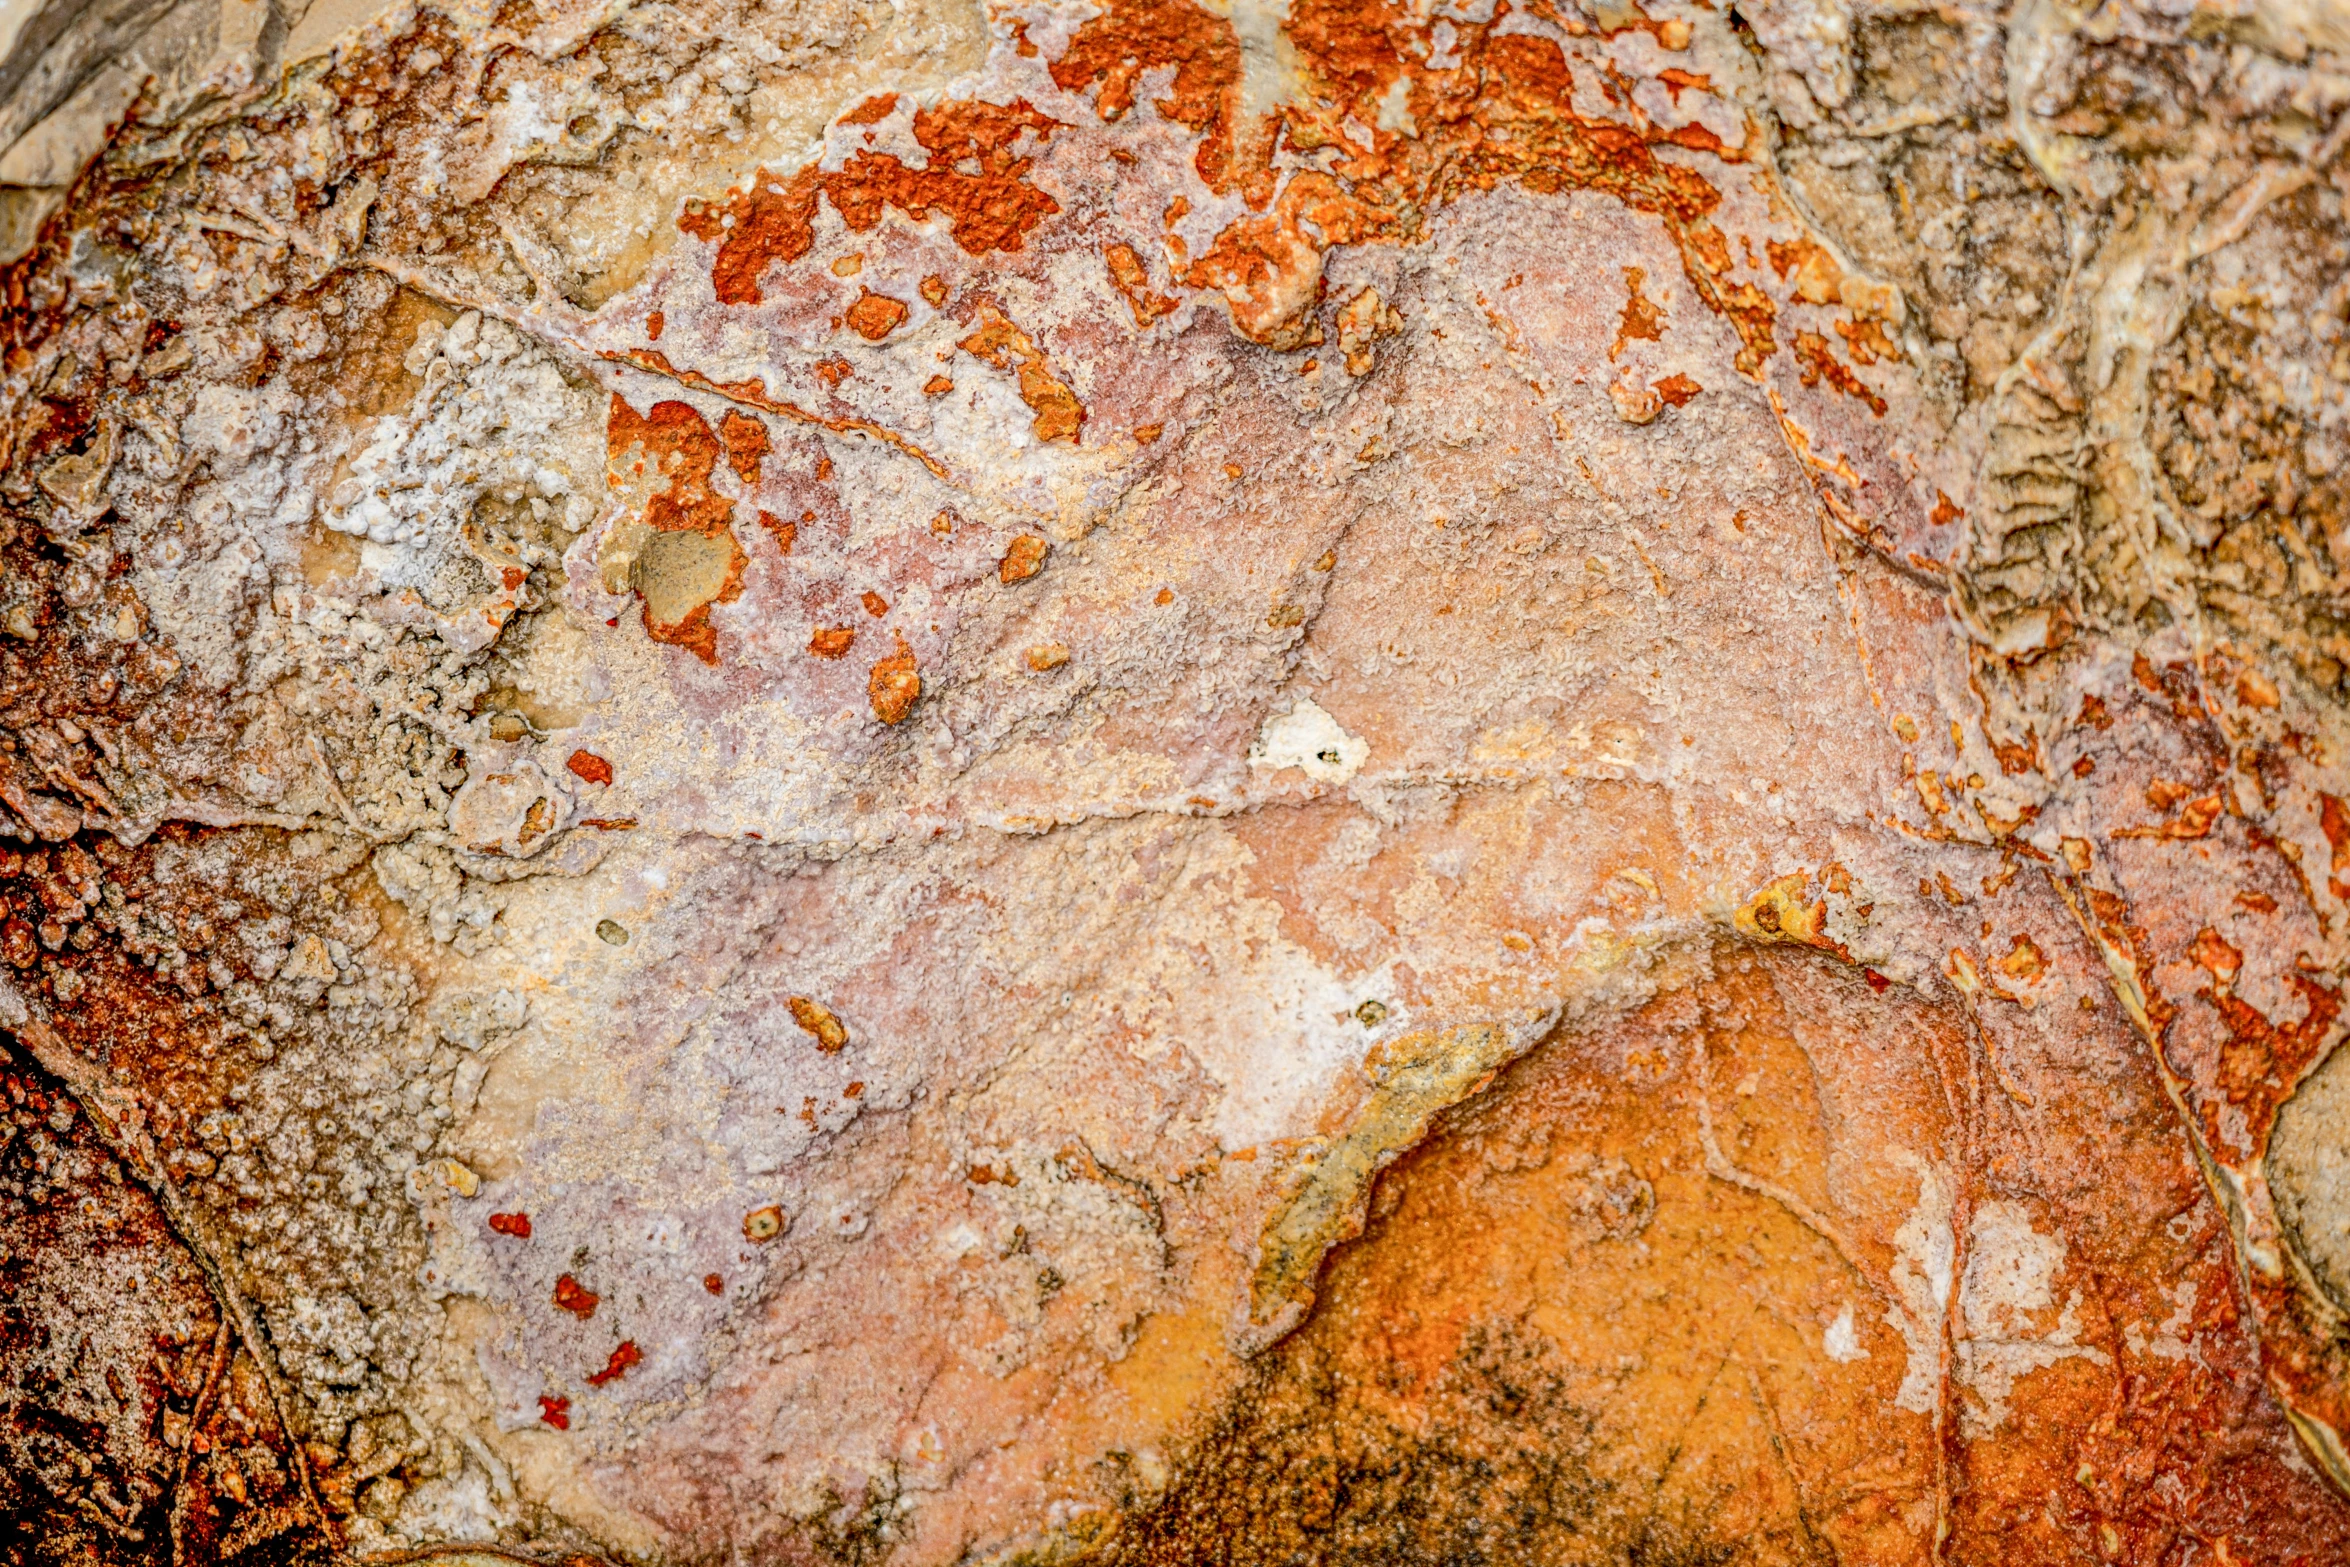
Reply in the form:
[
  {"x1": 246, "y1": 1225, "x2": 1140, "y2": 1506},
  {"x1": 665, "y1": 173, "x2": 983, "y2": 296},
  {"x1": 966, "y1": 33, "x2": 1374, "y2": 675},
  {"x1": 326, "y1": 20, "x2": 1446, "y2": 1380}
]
[
  {"x1": 1249, "y1": 698, "x2": 1368, "y2": 785},
  {"x1": 1823, "y1": 1303, "x2": 1866, "y2": 1363}
]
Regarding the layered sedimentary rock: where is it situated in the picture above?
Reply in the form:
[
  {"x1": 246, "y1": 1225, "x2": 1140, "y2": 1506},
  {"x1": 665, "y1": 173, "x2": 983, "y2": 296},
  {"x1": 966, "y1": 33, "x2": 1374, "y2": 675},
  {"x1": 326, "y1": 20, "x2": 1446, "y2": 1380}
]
[{"x1": 4, "y1": 0, "x2": 2350, "y2": 1560}]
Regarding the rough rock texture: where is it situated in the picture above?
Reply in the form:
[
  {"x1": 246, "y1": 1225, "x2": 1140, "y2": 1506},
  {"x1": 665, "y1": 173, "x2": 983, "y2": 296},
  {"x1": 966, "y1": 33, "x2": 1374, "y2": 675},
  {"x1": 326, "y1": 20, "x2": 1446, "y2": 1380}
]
[{"x1": 4, "y1": 0, "x2": 2350, "y2": 1560}]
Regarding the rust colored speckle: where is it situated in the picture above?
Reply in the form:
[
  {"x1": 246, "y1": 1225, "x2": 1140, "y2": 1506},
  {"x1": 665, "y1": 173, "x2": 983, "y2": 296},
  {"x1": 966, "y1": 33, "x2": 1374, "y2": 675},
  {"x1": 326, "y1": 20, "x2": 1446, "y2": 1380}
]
[
  {"x1": 1931, "y1": 491, "x2": 1964, "y2": 528},
  {"x1": 744, "y1": 1204, "x2": 788, "y2": 1242},
  {"x1": 814, "y1": 358, "x2": 852, "y2": 390},
  {"x1": 1106, "y1": 242, "x2": 1178, "y2": 326},
  {"x1": 1135, "y1": 422, "x2": 1163, "y2": 443},
  {"x1": 539, "y1": 1395, "x2": 570, "y2": 1429},
  {"x1": 488, "y1": 1210, "x2": 533, "y2": 1238},
  {"x1": 999, "y1": 534, "x2": 1049, "y2": 585},
  {"x1": 679, "y1": 99, "x2": 1063, "y2": 305},
  {"x1": 810, "y1": 626, "x2": 856, "y2": 659},
  {"x1": 565, "y1": 751, "x2": 613, "y2": 787},
  {"x1": 718, "y1": 409, "x2": 770, "y2": 483},
  {"x1": 1026, "y1": 642, "x2": 1070, "y2": 672},
  {"x1": 1654, "y1": 373, "x2": 1701, "y2": 407},
  {"x1": 1155, "y1": 587, "x2": 1174, "y2": 605},
  {"x1": 645, "y1": 310, "x2": 663, "y2": 341},
  {"x1": 861, "y1": 590, "x2": 890, "y2": 617},
  {"x1": 586, "y1": 1341, "x2": 641, "y2": 1387},
  {"x1": 788, "y1": 996, "x2": 849, "y2": 1052},
  {"x1": 1051, "y1": 0, "x2": 1253, "y2": 198},
  {"x1": 958, "y1": 304, "x2": 1083, "y2": 443},
  {"x1": 845, "y1": 288, "x2": 910, "y2": 341},
  {"x1": 760, "y1": 511, "x2": 796, "y2": 553},
  {"x1": 553, "y1": 1274, "x2": 599, "y2": 1320},
  {"x1": 840, "y1": 92, "x2": 898, "y2": 125},
  {"x1": 921, "y1": 274, "x2": 947, "y2": 306},
  {"x1": 704, "y1": 1273, "x2": 724, "y2": 1295},
  {"x1": 1792, "y1": 331, "x2": 1887, "y2": 417},
  {"x1": 869, "y1": 641, "x2": 922, "y2": 724},
  {"x1": 1610, "y1": 266, "x2": 1665, "y2": 361},
  {"x1": 924, "y1": 374, "x2": 953, "y2": 396}
]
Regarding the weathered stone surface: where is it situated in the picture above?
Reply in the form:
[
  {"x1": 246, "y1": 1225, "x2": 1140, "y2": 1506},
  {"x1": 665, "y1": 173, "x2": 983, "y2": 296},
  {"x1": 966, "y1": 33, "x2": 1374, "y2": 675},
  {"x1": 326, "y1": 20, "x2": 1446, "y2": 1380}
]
[{"x1": 2, "y1": 0, "x2": 2350, "y2": 1560}]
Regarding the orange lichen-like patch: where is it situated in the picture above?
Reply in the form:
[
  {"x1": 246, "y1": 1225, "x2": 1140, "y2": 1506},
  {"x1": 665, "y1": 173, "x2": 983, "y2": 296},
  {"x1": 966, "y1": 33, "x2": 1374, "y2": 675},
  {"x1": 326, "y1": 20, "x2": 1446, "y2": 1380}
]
[
  {"x1": 1834, "y1": 315, "x2": 1897, "y2": 366},
  {"x1": 488, "y1": 1210, "x2": 533, "y2": 1237},
  {"x1": 1653, "y1": 373, "x2": 1700, "y2": 406},
  {"x1": 538, "y1": 1395, "x2": 570, "y2": 1429},
  {"x1": 607, "y1": 396, "x2": 751, "y2": 665},
  {"x1": 1996, "y1": 933, "x2": 2047, "y2": 984},
  {"x1": 923, "y1": 374, "x2": 953, "y2": 396},
  {"x1": 844, "y1": 288, "x2": 910, "y2": 341},
  {"x1": 789, "y1": 997, "x2": 849, "y2": 1051},
  {"x1": 809, "y1": 626, "x2": 855, "y2": 659},
  {"x1": 869, "y1": 640, "x2": 922, "y2": 724},
  {"x1": 1181, "y1": 171, "x2": 1382, "y2": 347},
  {"x1": 959, "y1": 305, "x2": 1084, "y2": 442},
  {"x1": 553, "y1": 1274, "x2": 599, "y2": 1319},
  {"x1": 1106, "y1": 243, "x2": 1179, "y2": 326},
  {"x1": 2114, "y1": 793, "x2": 2224, "y2": 840},
  {"x1": 1609, "y1": 265, "x2": 1664, "y2": 360},
  {"x1": 999, "y1": 534, "x2": 1049, "y2": 584},
  {"x1": 1051, "y1": 0, "x2": 1258, "y2": 201},
  {"x1": 718, "y1": 410, "x2": 769, "y2": 483},
  {"x1": 565, "y1": 751, "x2": 613, "y2": 787},
  {"x1": 1792, "y1": 331, "x2": 1887, "y2": 417},
  {"x1": 586, "y1": 1340, "x2": 641, "y2": 1387},
  {"x1": 860, "y1": 590, "x2": 889, "y2": 617},
  {"x1": 758, "y1": 510, "x2": 795, "y2": 553},
  {"x1": 839, "y1": 92, "x2": 898, "y2": 125},
  {"x1": 680, "y1": 100, "x2": 1064, "y2": 305}
]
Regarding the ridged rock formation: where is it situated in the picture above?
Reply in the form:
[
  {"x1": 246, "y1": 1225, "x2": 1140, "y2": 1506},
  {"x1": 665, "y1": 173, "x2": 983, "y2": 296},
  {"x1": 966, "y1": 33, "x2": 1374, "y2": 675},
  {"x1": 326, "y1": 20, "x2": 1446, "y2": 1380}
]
[{"x1": 5, "y1": 0, "x2": 2350, "y2": 1561}]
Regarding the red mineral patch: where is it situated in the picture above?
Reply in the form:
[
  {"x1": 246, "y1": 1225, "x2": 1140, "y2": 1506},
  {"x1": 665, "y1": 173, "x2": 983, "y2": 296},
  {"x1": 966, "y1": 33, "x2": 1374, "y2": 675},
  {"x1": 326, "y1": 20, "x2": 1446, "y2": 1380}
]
[
  {"x1": 539, "y1": 1395, "x2": 570, "y2": 1429},
  {"x1": 586, "y1": 1340, "x2": 642, "y2": 1386},
  {"x1": 844, "y1": 288, "x2": 909, "y2": 341},
  {"x1": 565, "y1": 751, "x2": 613, "y2": 787},
  {"x1": 488, "y1": 1210, "x2": 534, "y2": 1237},
  {"x1": 1051, "y1": 0, "x2": 1255, "y2": 200},
  {"x1": 680, "y1": 100, "x2": 1064, "y2": 306},
  {"x1": 553, "y1": 1274, "x2": 599, "y2": 1319},
  {"x1": 607, "y1": 395, "x2": 751, "y2": 664}
]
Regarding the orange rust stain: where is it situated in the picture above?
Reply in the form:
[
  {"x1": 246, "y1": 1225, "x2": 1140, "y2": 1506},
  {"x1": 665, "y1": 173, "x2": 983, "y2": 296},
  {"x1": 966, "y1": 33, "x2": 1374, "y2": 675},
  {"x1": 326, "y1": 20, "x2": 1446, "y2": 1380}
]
[
  {"x1": 585, "y1": 1341, "x2": 641, "y2": 1387},
  {"x1": 718, "y1": 409, "x2": 769, "y2": 483},
  {"x1": 538, "y1": 1395, "x2": 570, "y2": 1429},
  {"x1": 814, "y1": 357, "x2": 852, "y2": 391},
  {"x1": 565, "y1": 750, "x2": 613, "y2": 787},
  {"x1": 679, "y1": 100, "x2": 1064, "y2": 305},
  {"x1": 704, "y1": 1273, "x2": 724, "y2": 1295},
  {"x1": 1657, "y1": 67, "x2": 1712, "y2": 101},
  {"x1": 1931, "y1": 490, "x2": 1964, "y2": 528},
  {"x1": 487, "y1": 1210, "x2": 532, "y2": 1238},
  {"x1": 1106, "y1": 242, "x2": 1179, "y2": 326},
  {"x1": 809, "y1": 626, "x2": 855, "y2": 659},
  {"x1": 645, "y1": 310, "x2": 663, "y2": 341},
  {"x1": 869, "y1": 639, "x2": 921, "y2": 725},
  {"x1": 1995, "y1": 933, "x2": 2046, "y2": 984},
  {"x1": 923, "y1": 374, "x2": 953, "y2": 396},
  {"x1": 1834, "y1": 315, "x2": 1896, "y2": 366},
  {"x1": 553, "y1": 1274, "x2": 599, "y2": 1319},
  {"x1": 840, "y1": 92, "x2": 898, "y2": 125},
  {"x1": 1792, "y1": 331, "x2": 1887, "y2": 417},
  {"x1": 920, "y1": 274, "x2": 948, "y2": 306},
  {"x1": 759, "y1": 510, "x2": 795, "y2": 553},
  {"x1": 1051, "y1": 0, "x2": 1258, "y2": 200},
  {"x1": 606, "y1": 395, "x2": 750, "y2": 665},
  {"x1": 844, "y1": 288, "x2": 910, "y2": 341},
  {"x1": 2322, "y1": 794, "x2": 2350, "y2": 899},
  {"x1": 861, "y1": 590, "x2": 890, "y2": 617},
  {"x1": 999, "y1": 533, "x2": 1049, "y2": 584},
  {"x1": 789, "y1": 996, "x2": 850, "y2": 1051},
  {"x1": 1653, "y1": 372, "x2": 1700, "y2": 407},
  {"x1": 1609, "y1": 265, "x2": 1665, "y2": 361},
  {"x1": 2114, "y1": 794, "x2": 2224, "y2": 841},
  {"x1": 959, "y1": 305, "x2": 1084, "y2": 442}
]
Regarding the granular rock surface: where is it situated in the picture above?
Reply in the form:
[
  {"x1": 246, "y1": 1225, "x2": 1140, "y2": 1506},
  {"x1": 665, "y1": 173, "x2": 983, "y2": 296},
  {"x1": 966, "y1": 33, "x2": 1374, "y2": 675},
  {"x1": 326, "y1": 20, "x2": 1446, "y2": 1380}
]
[{"x1": 3, "y1": 0, "x2": 2350, "y2": 1560}]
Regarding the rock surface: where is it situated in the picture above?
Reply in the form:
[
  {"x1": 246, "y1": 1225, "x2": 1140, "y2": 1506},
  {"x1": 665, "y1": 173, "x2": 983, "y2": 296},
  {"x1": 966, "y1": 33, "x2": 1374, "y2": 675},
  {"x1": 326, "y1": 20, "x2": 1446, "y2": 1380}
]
[{"x1": 3, "y1": 0, "x2": 2350, "y2": 1561}]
